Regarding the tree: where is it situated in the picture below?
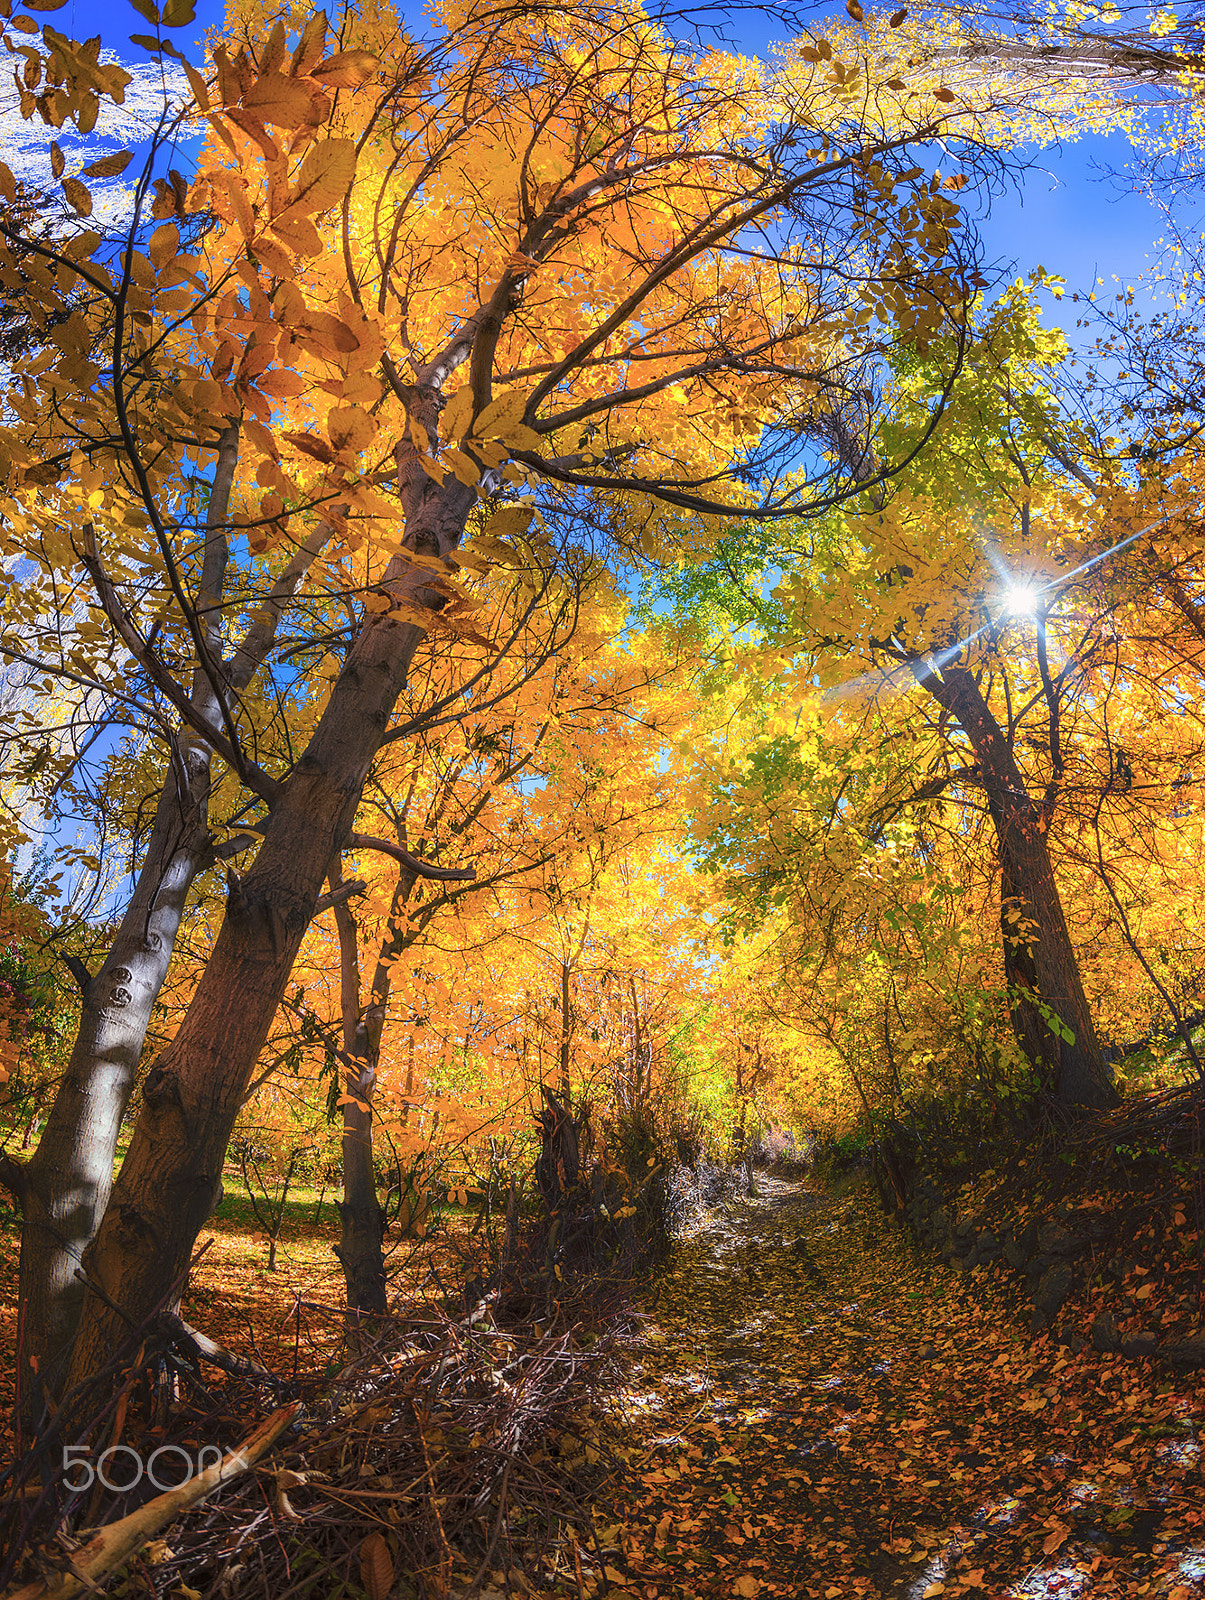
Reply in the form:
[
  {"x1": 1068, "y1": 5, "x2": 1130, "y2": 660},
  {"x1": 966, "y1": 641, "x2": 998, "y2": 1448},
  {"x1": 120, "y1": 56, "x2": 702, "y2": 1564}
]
[
  {"x1": 657, "y1": 287, "x2": 1137, "y2": 1106},
  {"x1": 0, "y1": 0, "x2": 1007, "y2": 1405}
]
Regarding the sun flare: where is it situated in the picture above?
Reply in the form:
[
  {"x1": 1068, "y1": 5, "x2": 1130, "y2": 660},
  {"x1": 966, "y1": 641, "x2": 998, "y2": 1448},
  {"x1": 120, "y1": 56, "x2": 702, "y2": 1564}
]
[{"x1": 1003, "y1": 583, "x2": 1039, "y2": 618}]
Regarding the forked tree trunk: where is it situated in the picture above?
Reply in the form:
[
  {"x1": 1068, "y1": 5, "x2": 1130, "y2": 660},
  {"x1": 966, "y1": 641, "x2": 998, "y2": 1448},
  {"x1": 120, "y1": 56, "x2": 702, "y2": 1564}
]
[
  {"x1": 914, "y1": 661, "x2": 1118, "y2": 1109},
  {"x1": 65, "y1": 465, "x2": 477, "y2": 1400}
]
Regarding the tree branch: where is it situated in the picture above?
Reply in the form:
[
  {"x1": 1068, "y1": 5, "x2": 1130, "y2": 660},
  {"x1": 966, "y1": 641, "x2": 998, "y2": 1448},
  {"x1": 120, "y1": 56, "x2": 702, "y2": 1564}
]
[
  {"x1": 314, "y1": 878, "x2": 368, "y2": 914},
  {"x1": 346, "y1": 832, "x2": 477, "y2": 880},
  {"x1": 62, "y1": 953, "x2": 93, "y2": 992}
]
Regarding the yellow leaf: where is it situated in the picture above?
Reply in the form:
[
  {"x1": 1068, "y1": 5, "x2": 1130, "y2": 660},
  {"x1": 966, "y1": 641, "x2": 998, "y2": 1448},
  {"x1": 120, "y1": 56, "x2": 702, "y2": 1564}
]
[
  {"x1": 482, "y1": 505, "x2": 534, "y2": 541},
  {"x1": 488, "y1": 421, "x2": 541, "y2": 451},
  {"x1": 50, "y1": 142, "x2": 65, "y2": 180},
  {"x1": 1134, "y1": 1281, "x2": 1154, "y2": 1299},
  {"x1": 310, "y1": 49, "x2": 379, "y2": 88},
  {"x1": 252, "y1": 238, "x2": 295, "y2": 280},
  {"x1": 291, "y1": 10, "x2": 328, "y2": 76},
  {"x1": 442, "y1": 446, "x2": 481, "y2": 487},
  {"x1": 472, "y1": 388, "x2": 533, "y2": 444},
  {"x1": 242, "y1": 73, "x2": 316, "y2": 129},
  {"x1": 440, "y1": 386, "x2": 475, "y2": 445},
  {"x1": 328, "y1": 404, "x2": 377, "y2": 454},
  {"x1": 734, "y1": 1579, "x2": 760, "y2": 1598},
  {"x1": 278, "y1": 138, "x2": 356, "y2": 218},
  {"x1": 921, "y1": 1587, "x2": 945, "y2": 1599},
  {"x1": 182, "y1": 59, "x2": 210, "y2": 111},
  {"x1": 148, "y1": 223, "x2": 179, "y2": 269}
]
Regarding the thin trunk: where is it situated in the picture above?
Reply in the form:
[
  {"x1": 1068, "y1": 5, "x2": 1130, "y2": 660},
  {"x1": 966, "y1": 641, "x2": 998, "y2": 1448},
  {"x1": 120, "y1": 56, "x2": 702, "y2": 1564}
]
[
  {"x1": 10, "y1": 757, "x2": 211, "y2": 1414},
  {"x1": 66, "y1": 461, "x2": 477, "y2": 1398},
  {"x1": 5, "y1": 431, "x2": 244, "y2": 1417},
  {"x1": 330, "y1": 875, "x2": 388, "y2": 1322},
  {"x1": 559, "y1": 960, "x2": 572, "y2": 1088},
  {"x1": 914, "y1": 660, "x2": 1117, "y2": 1109}
]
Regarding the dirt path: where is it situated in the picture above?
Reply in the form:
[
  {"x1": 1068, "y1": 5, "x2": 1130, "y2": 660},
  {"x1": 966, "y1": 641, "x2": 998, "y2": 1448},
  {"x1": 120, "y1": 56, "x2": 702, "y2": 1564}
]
[{"x1": 594, "y1": 1177, "x2": 1204, "y2": 1600}]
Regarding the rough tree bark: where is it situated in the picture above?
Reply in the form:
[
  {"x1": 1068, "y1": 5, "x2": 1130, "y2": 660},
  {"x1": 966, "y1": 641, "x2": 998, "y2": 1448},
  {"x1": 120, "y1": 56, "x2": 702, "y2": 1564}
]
[
  {"x1": 913, "y1": 659, "x2": 1118, "y2": 1109},
  {"x1": 64, "y1": 460, "x2": 478, "y2": 1399}
]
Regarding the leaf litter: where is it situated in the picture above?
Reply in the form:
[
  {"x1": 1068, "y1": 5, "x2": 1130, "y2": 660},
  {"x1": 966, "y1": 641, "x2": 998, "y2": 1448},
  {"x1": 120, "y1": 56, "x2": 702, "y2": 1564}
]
[{"x1": 588, "y1": 1176, "x2": 1204, "y2": 1600}]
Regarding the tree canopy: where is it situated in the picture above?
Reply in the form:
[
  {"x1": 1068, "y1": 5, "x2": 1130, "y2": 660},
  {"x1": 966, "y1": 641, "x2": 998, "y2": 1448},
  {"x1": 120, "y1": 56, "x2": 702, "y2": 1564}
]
[{"x1": 0, "y1": 0, "x2": 1203, "y2": 1435}]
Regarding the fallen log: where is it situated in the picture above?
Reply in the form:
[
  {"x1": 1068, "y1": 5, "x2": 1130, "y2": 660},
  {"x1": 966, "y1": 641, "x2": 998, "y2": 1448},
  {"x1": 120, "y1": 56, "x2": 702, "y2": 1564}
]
[{"x1": 2, "y1": 1404, "x2": 298, "y2": 1600}]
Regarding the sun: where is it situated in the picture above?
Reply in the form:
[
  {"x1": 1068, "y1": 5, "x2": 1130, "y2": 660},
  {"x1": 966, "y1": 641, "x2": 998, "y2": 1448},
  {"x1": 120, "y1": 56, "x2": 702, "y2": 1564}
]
[{"x1": 1003, "y1": 583, "x2": 1039, "y2": 618}]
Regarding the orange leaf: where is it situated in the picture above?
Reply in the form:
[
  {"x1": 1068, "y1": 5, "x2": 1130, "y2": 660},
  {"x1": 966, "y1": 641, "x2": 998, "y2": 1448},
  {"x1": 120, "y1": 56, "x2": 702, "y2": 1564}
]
[
  {"x1": 61, "y1": 177, "x2": 92, "y2": 217},
  {"x1": 257, "y1": 369, "x2": 307, "y2": 400},
  {"x1": 282, "y1": 431, "x2": 335, "y2": 463},
  {"x1": 270, "y1": 215, "x2": 324, "y2": 257},
  {"x1": 328, "y1": 405, "x2": 377, "y2": 453},
  {"x1": 359, "y1": 1533, "x2": 394, "y2": 1600},
  {"x1": 293, "y1": 311, "x2": 361, "y2": 359}
]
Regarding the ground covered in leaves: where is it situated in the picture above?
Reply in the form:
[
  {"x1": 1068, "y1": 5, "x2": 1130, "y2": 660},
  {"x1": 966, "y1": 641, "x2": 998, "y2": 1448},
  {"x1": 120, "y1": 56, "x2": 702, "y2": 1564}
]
[{"x1": 590, "y1": 1177, "x2": 1204, "y2": 1600}]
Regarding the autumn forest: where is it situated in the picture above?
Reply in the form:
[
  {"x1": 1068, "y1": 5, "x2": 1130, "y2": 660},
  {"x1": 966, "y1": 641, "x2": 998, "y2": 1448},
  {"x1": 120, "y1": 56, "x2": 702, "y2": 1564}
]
[{"x1": 0, "y1": 0, "x2": 1203, "y2": 1595}]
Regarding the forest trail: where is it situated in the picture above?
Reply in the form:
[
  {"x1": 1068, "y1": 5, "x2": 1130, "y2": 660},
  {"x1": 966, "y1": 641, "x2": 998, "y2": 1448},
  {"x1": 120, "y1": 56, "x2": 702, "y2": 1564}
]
[{"x1": 595, "y1": 1178, "x2": 1203, "y2": 1600}]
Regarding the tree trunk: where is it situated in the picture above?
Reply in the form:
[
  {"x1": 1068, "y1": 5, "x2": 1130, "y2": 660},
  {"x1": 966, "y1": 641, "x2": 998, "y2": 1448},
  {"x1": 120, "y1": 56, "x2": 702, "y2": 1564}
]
[
  {"x1": 330, "y1": 879, "x2": 388, "y2": 1323},
  {"x1": 914, "y1": 660, "x2": 1118, "y2": 1109},
  {"x1": 8, "y1": 739, "x2": 212, "y2": 1419},
  {"x1": 3, "y1": 430, "x2": 260, "y2": 1415},
  {"x1": 65, "y1": 463, "x2": 477, "y2": 1399}
]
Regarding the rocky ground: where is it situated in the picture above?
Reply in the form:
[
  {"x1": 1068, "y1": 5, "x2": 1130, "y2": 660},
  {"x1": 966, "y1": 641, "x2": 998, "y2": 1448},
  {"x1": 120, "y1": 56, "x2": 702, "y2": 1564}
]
[{"x1": 588, "y1": 1176, "x2": 1204, "y2": 1600}]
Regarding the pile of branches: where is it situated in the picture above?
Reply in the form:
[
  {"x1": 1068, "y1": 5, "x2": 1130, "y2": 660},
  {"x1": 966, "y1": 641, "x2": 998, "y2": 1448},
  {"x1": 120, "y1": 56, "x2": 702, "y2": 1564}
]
[
  {"x1": 499, "y1": 1087, "x2": 673, "y2": 1319},
  {"x1": 3, "y1": 1304, "x2": 624, "y2": 1600}
]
